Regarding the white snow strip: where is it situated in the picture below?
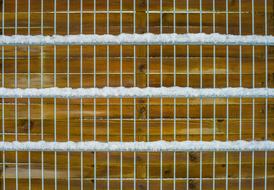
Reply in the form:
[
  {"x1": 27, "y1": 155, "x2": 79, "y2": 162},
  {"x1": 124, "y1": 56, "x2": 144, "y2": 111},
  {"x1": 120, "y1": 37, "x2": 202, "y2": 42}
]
[
  {"x1": 0, "y1": 33, "x2": 274, "y2": 46},
  {"x1": 0, "y1": 87, "x2": 273, "y2": 98},
  {"x1": 0, "y1": 140, "x2": 273, "y2": 152}
]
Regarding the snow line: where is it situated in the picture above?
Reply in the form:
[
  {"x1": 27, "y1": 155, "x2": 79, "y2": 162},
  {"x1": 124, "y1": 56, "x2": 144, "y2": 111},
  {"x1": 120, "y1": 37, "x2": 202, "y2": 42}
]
[
  {"x1": 0, "y1": 140, "x2": 273, "y2": 152},
  {"x1": 0, "y1": 33, "x2": 274, "y2": 46},
  {"x1": 0, "y1": 87, "x2": 273, "y2": 98}
]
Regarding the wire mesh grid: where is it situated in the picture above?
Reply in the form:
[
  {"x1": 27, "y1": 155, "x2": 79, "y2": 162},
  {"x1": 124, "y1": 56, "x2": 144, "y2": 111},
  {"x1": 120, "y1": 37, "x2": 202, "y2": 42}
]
[{"x1": 0, "y1": 0, "x2": 273, "y2": 189}]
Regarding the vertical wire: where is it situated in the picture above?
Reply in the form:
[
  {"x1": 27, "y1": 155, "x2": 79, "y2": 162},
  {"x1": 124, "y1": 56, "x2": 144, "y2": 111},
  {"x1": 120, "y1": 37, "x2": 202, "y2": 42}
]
[
  {"x1": 79, "y1": 1, "x2": 84, "y2": 190},
  {"x1": 14, "y1": 0, "x2": 18, "y2": 189},
  {"x1": 80, "y1": 95, "x2": 83, "y2": 190},
  {"x1": 160, "y1": 0, "x2": 162, "y2": 87},
  {"x1": 1, "y1": 0, "x2": 3, "y2": 83},
  {"x1": 251, "y1": 1, "x2": 255, "y2": 190},
  {"x1": 133, "y1": 0, "x2": 136, "y2": 87},
  {"x1": 199, "y1": 1, "x2": 203, "y2": 189},
  {"x1": 106, "y1": 0, "x2": 109, "y2": 86},
  {"x1": 120, "y1": 1, "x2": 123, "y2": 189},
  {"x1": 27, "y1": 1, "x2": 32, "y2": 189},
  {"x1": 66, "y1": 1, "x2": 70, "y2": 190},
  {"x1": 252, "y1": 0, "x2": 255, "y2": 35},
  {"x1": 200, "y1": 0, "x2": 203, "y2": 90},
  {"x1": 54, "y1": 0, "x2": 57, "y2": 86},
  {"x1": 160, "y1": 94, "x2": 163, "y2": 190},
  {"x1": 120, "y1": 0, "x2": 123, "y2": 87},
  {"x1": 146, "y1": 0, "x2": 150, "y2": 87},
  {"x1": 54, "y1": 97, "x2": 57, "y2": 190},
  {"x1": 28, "y1": 0, "x2": 30, "y2": 85},
  {"x1": 238, "y1": 0, "x2": 242, "y2": 189},
  {"x1": 159, "y1": 0, "x2": 163, "y2": 189},
  {"x1": 239, "y1": 95, "x2": 242, "y2": 188},
  {"x1": 160, "y1": 99, "x2": 163, "y2": 190},
  {"x1": 212, "y1": 0, "x2": 216, "y2": 189},
  {"x1": 14, "y1": 0, "x2": 17, "y2": 86},
  {"x1": 54, "y1": 0, "x2": 56, "y2": 34},
  {"x1": 186, "y1": 1, "x2": 190, "y2": 189},
  {"x1": 264, "y1": 1, "x2": 268, "y2": 189},
  {"x1": 1, "y1": 1, "x2": 5, "y2": 189},
  {"x1": 1, "y1": 0, "x2": 3, "y2": 92},
  {"x1": 133, "y1": 97, "x2": 137, "y2": 190},
  {"x1": 146, "y1": 1, "x2": 150, "y2": 189},
  {"x1": 225, "y1": 1, "x2": 229, "y2": 190},
  {"x1": 28, "y1": 98, "x2": 31, "y2": 190},
  {"x1": 107, "y1": 96, "x2": 110, "y2": 190},
  {"x1": 120, "y1": 95, "x2": 123, "y2": 189},
  {"x1": 133, "y1": 0, "x2": 137, "y2": 189},
  {"x1": 40, "y1": 0, "x2": 44, "y2": 189},
  {"x1": 120, "y1": 98, "x2": 123, "y2": 190},
  {"x1": 264, "y1": 99, "x2": 268, "y2": 190},
  {"x1": 93, "y1": 95, "x2": 96, "y2": 190},
  {"x1": 133, "y1": 0, "x2": 136, "y2": 86},
  {"x1": 147, "y1": 96, "x2": 150, "y2": 190},
  {"x1": 53, "y1": 1, "x2": 57, "y2": 189},
  {"x1": 226, "y1": 97, "x2": 229, "y2": 190},
  {"x1": 200, "y1": 97, "x2": 203, "y2": 190},
  {"x1": 106, "y1": 0, "x2": 110, "y2": 189},
  {"x1": 146, "y1": 4, "x2": 150, "y2": 187},
  {"x1": 0, "y1": 96, "x2": 4, "y2": 190},
  {"x1": 80, "y1": 0, "x2": 83, "y2": 35},
  {"x1": 1, "y1": 99, "x2": 4, "y2": 190},
  {"x1": 93, "y1": 1, "x2": 97, "y2": 189},
  {"x1": 173, "y1": 1, "x2": 176, "y2": 189},
  {"x1": 93, "y1": 66, "x2": 97, "y2": 190},
  {"x1": 67, "y1": 99, "x2": 70, "y2": 190}
]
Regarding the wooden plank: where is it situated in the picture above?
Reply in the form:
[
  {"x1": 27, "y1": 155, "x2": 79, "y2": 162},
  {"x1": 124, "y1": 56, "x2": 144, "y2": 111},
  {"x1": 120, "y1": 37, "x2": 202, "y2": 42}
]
[
  {"x1": 1, "y1": 118, "x2": 273, "y2": 141},
  {"x1": 0, "y1": 45, "x2": 272, "y2": 88},
  {"x1": 1, "y1": 151, "x2": 273, "y2": 167},
  {"x1": 2, "y1": 0, "x2": 273, "y2": 13},
  {"x1": 1, "y1": 162, "x2": 273, "y2": 179},
  {"x1": 0, "y1": 98, "x2": 273, "y2": 141},
  {"x1": 0, "y1": 45, "x2": 271, "y2": 57},
  {"x1": 0, "y1": 1, "x2": 273, "y2": 189},
  {"x1": 1, "y1": 56, "x2": 273, "y2": 75},
  {"x1": 0, "y1": 152, "x2": 273, "y2": 189},
  {"x1": 0, "y1": 100, "x2": 272, "y2": 119},
  {"x1": 1, "y1": 177, "x2": 273, "y2": 190},
  {"x1": 0, "y1": 0, "x2": 273, "y2": 35},
  {"x1": 0, "y1": 73, "x2": 272, "y2": 88}
]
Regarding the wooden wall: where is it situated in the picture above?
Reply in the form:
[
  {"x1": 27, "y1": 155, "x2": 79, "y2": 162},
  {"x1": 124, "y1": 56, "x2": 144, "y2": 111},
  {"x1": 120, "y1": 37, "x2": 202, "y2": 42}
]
[{"x1": 0, "y1": 0, "x2": 273, "y2": 189}]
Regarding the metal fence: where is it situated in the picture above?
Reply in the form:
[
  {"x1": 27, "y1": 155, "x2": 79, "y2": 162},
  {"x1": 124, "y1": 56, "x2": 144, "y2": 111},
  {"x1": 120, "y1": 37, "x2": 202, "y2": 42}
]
[{"x1": 0, "y1": 0, "x2": 273, "y2": 190}]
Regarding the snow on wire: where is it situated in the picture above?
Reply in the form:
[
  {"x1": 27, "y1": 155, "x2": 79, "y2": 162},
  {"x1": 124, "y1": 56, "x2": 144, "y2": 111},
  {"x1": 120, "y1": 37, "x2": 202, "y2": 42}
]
[
  {"x1": 0, "y1": 33, "x2": 274, "y2": 46},
  {"x1": 0, "y1": 140, "x2": 273, "y2": 152},
  {"x1": 0, "y1": 87, "x2": 273, "y2": 98}
]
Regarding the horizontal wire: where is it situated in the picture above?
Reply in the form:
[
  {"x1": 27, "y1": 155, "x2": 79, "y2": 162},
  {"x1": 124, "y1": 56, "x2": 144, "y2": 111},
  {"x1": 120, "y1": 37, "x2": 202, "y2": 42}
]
[
  {"x1": 146, "y1": 10, "x2": 249, "y2": 14},
  {"x1": 0, "y1": 87, "x2": 273, "y2": 98},
  {"x1": 0, "y1": 177, "x2": 265, "y2": 181},
  {"x1": 0, "y1": 10, "x2": 249, "y2": 14},
  {"x1": 0, "y1": 140, "x2": 273, "y2": 152},
  {"x1": 0, "y1": 33, "x2": 274, "y2": 46}
]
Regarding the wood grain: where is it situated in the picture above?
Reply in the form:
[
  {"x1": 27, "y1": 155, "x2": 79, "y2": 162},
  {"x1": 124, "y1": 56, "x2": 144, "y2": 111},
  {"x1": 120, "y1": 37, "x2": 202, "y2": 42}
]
[{"x1": 0, "y1": 0, "x2": 273, "y2": 189}]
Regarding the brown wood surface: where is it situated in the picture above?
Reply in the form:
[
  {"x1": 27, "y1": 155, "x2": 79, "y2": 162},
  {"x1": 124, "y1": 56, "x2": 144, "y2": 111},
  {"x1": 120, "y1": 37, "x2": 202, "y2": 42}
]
[
  {"x1": 0, "y1": 0, "x2": 274, "y2": 189},
  {"x1": 0, "y1": 0, "x2": 273, "y2": 35},
  {"x1": 0, "y1": 45, "x2": 273, "y2": 88}
]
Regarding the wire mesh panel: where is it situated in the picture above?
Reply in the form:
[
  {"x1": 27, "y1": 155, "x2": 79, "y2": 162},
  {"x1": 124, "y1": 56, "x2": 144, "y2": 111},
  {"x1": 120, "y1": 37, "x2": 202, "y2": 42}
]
[{"x1": 0, "y1": 0, "x2": 274, "y2": 190}]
